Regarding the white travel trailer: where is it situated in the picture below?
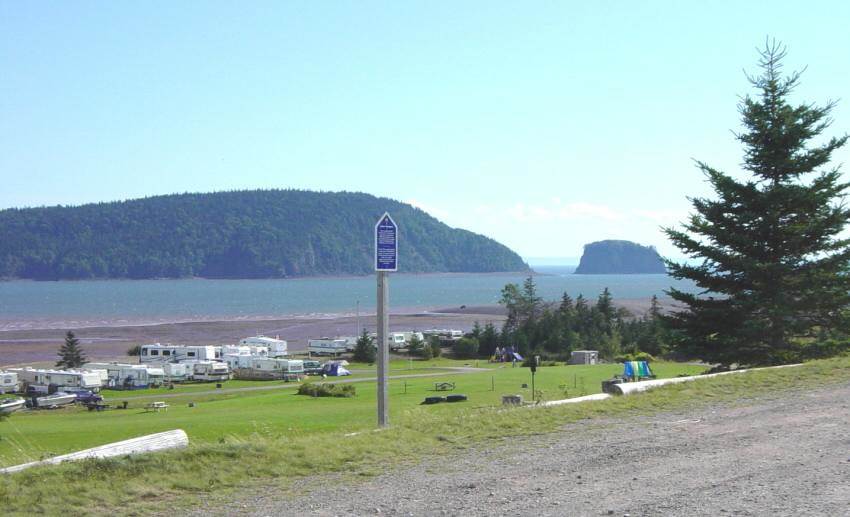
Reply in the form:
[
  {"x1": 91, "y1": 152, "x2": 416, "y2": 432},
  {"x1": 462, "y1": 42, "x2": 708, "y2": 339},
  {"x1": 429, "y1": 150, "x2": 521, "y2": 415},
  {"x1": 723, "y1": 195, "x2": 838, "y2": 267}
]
[
  {"x1": 240, "y1": 336, "x2": 288, "y2": 357},
  {"x1": 0, "y1": 371, "x2": 20, "y2": 394},
  {"x1": 139, "y1": 344, "x2": 221, "y2": 363},
  {"x1": 307, "y1": 338, "x2": 350, "y2": 356},
  {"x1": 221, "y1": 344, "x2": 269, "y2": 357},
  {"x1": 82, "y1": 363, "x2": 164, "y2": 390},
  {"x1": 161, "y1": 362, "x2": 191, "y2": 382},
  {"x1": 231, "y1": 357, "x2": 304, "y2": 380},
  {"x1": 8, "y1": 367, "x2": 103, "y2": 392},
  {"x1": 184, "y1": 361, "x2": 230, "y2": 382}
]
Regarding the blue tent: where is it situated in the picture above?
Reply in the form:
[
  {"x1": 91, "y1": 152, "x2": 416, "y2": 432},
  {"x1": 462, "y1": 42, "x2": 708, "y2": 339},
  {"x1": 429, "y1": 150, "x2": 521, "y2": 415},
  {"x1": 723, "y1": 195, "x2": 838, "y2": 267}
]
[{"x1": 322, "y1": 362, "x2": 351, "y2": 376}]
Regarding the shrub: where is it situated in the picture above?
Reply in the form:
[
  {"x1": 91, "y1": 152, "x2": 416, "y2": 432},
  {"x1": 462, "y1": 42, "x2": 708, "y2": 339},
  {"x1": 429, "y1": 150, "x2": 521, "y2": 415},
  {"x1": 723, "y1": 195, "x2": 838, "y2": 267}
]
[
  {"x1": 453, "y1": 337, "x2": 479, "y2": 359},
  {"x1": 614, "y1": 351, "x2": 656, "y2": 363},
  {"x1": 297, "y1": 383, "x2": 356, "y2": 398},
  {"x1": 127, "y1": 344, "x2": 141, "y2": 357}
]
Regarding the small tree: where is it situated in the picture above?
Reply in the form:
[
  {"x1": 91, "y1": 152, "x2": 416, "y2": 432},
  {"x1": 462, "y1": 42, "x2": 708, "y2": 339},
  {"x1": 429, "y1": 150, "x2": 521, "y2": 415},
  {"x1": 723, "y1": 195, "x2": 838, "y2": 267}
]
[
  {"x1": 407, "y1": 334, "x2": 431, "y2": 359},
  {"x1": 453, "y1": 337, "x2": 479, "y2": 359},
  {"x1": 352, "y1": 328, "x2": 376, "y2": 363},
  {"x1": 56, "y1": 330, "x2": 86, "y2": 369},
  {"x1": 428, "y1": 335, "x2": 442, "y2": 358}
]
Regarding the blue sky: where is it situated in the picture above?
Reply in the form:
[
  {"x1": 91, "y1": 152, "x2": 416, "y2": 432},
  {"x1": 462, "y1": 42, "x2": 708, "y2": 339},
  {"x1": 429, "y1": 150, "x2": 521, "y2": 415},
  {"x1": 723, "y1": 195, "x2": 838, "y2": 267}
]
[{"x1": 2, "y1": 1, "x2": 849, "y2": 262}]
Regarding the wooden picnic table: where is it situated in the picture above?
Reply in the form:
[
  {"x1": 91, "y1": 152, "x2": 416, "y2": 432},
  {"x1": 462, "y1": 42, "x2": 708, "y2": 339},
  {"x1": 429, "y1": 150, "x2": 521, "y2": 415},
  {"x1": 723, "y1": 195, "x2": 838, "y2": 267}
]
[{"x1": 145, "y1": 401, "x2": 169, "y2": 412}]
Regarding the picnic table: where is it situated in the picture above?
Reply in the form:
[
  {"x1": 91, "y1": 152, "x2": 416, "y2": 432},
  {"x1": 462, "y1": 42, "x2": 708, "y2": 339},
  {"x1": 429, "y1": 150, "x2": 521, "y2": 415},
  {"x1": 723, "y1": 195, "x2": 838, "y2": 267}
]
[
  {"x1": 434, "y1": 382, "x2": 455, "y2": 391},
  {"x1": 145, "y1": 401, "x2": 169, "y2": 412}
]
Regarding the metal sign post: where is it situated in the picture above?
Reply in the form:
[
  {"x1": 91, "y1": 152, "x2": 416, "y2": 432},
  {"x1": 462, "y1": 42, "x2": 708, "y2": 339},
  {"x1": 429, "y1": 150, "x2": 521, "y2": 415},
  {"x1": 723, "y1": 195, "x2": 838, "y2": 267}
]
[{"x1": 374, "y1": 213, "x2": 397, "y2": 428}]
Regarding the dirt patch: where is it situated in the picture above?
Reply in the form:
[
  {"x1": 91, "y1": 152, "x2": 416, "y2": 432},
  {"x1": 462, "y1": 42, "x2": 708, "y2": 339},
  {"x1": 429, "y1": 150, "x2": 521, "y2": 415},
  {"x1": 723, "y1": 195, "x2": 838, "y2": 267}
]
[{"x1": 218, "y1": 382, "x2": 850, "y2": 516}]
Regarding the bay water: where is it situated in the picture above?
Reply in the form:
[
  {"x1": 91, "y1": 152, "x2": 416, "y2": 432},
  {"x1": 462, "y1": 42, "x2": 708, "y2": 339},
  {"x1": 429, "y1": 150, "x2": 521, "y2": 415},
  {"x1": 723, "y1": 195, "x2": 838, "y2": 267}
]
[{"x1": 0, "y1": 267, "x2": 697, "y2": 330}]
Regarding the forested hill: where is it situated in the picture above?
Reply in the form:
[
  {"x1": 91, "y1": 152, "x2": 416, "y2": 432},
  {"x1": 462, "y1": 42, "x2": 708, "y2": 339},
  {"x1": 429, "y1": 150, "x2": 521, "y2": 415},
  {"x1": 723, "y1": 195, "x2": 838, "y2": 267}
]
[{"x1": 0, "y1": 190, "x2": 528, "y2": 280}]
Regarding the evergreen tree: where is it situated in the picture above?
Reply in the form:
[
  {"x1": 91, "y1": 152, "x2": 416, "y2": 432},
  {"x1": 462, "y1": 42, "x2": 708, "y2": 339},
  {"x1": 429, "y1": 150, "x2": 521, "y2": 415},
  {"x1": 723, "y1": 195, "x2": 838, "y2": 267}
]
[
  {"x1": 665, "y1": 42, "x2": 850, "y2": 366},
  {"x1": 352, "y1": 329, "x2": 376, "y2": 363},
  {"x1": 56, "y1": 330, "x2": 86, "y2": 369}
]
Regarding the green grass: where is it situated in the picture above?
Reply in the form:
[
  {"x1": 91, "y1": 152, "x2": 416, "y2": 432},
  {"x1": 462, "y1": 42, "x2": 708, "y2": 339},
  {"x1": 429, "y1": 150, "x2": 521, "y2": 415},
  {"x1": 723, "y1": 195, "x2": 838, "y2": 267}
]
[
  {"x1": 2, "y1": 357, "x2": 846, "y2": 515},
  {"x1": 0, "y1": 362, "x2": 701, "y2": 468}
]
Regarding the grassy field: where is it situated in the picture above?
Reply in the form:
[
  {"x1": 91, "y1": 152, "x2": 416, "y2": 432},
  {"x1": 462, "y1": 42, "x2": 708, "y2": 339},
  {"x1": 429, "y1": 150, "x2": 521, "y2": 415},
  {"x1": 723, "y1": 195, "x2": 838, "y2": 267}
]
[
  {"x1": 0, "y1": 361, "x2": 701, "y2": 467},
  {"x1": 2, "y1": 356, "x2": 846, "y2": 515}
]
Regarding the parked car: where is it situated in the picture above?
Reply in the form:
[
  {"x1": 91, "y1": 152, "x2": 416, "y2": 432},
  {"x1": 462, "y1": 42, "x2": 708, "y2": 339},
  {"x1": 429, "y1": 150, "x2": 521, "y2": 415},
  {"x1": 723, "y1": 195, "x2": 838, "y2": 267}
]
[{"x1": 302, "y1": 360, "x2": 323, "y2": 375}]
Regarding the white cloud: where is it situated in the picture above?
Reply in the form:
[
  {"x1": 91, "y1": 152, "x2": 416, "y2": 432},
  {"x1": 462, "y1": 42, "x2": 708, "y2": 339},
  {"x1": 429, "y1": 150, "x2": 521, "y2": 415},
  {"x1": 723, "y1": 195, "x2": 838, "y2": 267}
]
[{"x1": 405, "y1": 198, "x2": 451, "y2": 222}]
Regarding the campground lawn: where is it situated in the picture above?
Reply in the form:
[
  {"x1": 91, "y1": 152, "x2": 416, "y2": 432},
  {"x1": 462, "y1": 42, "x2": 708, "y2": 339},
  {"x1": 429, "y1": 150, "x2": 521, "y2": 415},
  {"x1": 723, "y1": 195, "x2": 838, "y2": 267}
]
[
  {"x1": 0, "y1": 356, "x2": 847, "y2": 515},
  {"x1": 0, "y1": 361, "x2": 702, "y2": 467}
]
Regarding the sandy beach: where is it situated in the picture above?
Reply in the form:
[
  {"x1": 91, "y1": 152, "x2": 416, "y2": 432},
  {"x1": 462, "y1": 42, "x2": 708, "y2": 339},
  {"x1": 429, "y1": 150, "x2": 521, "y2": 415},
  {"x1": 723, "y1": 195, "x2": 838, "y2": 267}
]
[{"x1": 0, "y1": 298, "x2": 662, "y2": 367}]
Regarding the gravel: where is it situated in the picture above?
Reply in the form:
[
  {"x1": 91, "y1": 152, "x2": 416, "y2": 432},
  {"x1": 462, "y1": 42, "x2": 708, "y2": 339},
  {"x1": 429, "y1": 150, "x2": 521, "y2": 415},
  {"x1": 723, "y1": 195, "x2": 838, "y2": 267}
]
[{"x1": 205, "y1": 382, "x2": 850, "y2": 516}]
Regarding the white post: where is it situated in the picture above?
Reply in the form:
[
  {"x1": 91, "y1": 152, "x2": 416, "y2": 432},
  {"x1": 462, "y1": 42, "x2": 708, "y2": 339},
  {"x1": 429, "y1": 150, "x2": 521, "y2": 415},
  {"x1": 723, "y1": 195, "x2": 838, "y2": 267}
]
[{"x1": 376, "y1": 271, "x2": 389, "y2": 427}]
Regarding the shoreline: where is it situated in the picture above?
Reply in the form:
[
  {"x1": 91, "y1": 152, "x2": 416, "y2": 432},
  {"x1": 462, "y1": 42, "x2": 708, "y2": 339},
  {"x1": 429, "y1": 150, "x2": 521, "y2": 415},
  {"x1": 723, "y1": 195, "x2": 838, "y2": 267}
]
[{"x1": 0, "y1": 298, "x2": 668, "y2": 368}]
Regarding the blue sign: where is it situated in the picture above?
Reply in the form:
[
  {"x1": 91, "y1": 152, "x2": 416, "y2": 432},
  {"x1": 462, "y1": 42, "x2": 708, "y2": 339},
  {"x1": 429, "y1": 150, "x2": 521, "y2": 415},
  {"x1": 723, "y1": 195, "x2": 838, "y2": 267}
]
[{"x1": 375, "y1": 212, "x2": 398, "y2": 272}]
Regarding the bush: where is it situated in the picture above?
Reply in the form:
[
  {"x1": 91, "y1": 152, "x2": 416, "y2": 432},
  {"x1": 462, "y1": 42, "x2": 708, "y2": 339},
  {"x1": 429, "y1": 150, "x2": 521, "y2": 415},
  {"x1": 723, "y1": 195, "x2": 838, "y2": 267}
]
[
  {"x1": 297, "y1": 383, "x2": 356, "y2": 398},
  {"x1": 453, "y1": 337, "x2": 479, "y2": 359},
  {"x1": 614, "y1": 351, "x2": 656, "y2": 363},
  {"x1": 127, "y1": 345, "x2": 141, "y2": 357}
]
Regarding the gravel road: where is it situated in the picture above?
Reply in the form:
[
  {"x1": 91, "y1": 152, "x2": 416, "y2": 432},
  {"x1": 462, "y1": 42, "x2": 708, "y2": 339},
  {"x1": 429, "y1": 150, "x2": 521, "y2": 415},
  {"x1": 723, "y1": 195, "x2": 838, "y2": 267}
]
[{"x1": 226, "y1": 381, "x2": 850, "y2": 516}]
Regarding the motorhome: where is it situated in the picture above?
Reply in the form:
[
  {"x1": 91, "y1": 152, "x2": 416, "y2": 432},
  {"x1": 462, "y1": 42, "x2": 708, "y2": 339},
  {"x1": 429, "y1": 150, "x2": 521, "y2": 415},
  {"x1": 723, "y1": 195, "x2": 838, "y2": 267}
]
[
  {"x1": 139, "y1": 344, "x2": 220, "y2": 363},
  {"x1": 231, "y1": 357, "x2": 304, "y2": 381},
  {"x1": 307, "y1": 338, "x2": 350, "y2": 356},
  {"x1": 239, "y1": 336, "x2": 288, "y2": 357},
  {"x1": 82, "y1": 363, "x2": 164, "y2": 389},
  {"x1": 8, "y1": 367, "x2": 103, "y2": 393},
  {"x1": 184, "y1": 361, "x2": 230, "y2": 382},
  {"x1": 0, "y1": 371, "x2": 20, "y2": 394}
]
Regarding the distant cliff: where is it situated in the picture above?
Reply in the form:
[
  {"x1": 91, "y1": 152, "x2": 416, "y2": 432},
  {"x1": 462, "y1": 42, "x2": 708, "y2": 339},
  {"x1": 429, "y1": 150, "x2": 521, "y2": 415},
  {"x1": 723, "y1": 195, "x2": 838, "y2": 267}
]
[
  {"x1": 574, "y1": 240, "x2": 666, "y2": 274},
  {"x1": 0, "y1": 190, "x2": 528, "y2": 280}
]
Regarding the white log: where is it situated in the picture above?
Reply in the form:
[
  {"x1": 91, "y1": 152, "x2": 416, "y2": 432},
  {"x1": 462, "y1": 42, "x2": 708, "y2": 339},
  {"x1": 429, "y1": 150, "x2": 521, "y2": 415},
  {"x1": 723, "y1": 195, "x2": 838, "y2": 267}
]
[
  {"x1": 540, "y1": 393, "x2": 612, "y2": 407},
  {"x1": 610, "y1": 363, "x2": 802, "y2": 395},
  {"x1": 0, "y1": 429, "x2": 189, "y2": 474}
]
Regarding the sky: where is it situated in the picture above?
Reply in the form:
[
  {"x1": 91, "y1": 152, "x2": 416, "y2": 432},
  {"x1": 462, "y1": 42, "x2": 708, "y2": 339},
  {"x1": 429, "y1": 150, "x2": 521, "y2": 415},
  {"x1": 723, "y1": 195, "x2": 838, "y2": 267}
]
[{"x1": 2, "y1": 1, "x2": 849, "y2": 263}]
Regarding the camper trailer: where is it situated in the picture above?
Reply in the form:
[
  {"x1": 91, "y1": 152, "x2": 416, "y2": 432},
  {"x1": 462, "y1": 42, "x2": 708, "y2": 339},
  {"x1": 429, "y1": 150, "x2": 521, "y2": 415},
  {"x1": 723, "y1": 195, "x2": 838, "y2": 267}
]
[
  {"x1": 139, "y1": 344, "x2": 220, "y2": 363},
  {"x1": 0, "y1": 371, "x2": 20, "y2": 394},
  {"x1": 423, "y1": 329, "x2": 464, "y2": 343},
  {"x1": 239, "y1": 336, "x2": 288, "y2": 357},
  {"x1": 161, "y1": 362, "x2": 191, "y2": 382},
  {"x1": 8, "y1": 367, "x2": 103, "y2": 393},
  {"x1": 82, "y1": 363, "x2": 164, "y2": 390},
  {"x1": 231, "y1": 357, "x2": 304, "y2": 381},
  {"x1": 307, "y1": 338, "x2": 350, "y2": 356},
  {"x1": 184, "y1": 361, "x2": 230, "y2": 382}
]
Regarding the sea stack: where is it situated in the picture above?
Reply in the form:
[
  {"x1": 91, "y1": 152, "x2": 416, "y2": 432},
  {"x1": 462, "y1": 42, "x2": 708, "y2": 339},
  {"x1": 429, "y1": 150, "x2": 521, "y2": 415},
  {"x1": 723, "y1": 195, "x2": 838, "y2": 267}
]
[{"x1": 574, "y1": 240, "x2": 666, "y2": 274}]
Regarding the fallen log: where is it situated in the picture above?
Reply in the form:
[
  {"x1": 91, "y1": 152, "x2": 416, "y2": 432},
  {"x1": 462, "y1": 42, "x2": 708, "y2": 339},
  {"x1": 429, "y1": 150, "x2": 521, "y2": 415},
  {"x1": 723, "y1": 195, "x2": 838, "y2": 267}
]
[{"x1": 0, "y1": 429, "x2": 189, "y2": 474}]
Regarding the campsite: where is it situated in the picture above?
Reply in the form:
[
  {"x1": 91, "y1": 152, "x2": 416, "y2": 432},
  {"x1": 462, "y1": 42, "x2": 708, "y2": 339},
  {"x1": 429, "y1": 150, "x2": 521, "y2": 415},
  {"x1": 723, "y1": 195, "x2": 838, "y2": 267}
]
[{"x1": 0, "y1": 359, "x2": 705, "y2": 468}]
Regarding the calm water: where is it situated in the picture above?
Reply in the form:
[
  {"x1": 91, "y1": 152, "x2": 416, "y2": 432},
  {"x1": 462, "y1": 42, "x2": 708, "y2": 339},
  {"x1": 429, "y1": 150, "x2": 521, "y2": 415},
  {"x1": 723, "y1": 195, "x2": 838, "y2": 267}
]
[{"x1": 0, "y1": 268, "x2": 697, "y2": 329}]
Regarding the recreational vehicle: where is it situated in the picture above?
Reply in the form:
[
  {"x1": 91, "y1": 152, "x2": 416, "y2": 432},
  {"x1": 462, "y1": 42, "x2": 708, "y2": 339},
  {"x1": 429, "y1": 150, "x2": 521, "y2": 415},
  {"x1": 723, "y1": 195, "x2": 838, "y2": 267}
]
[
  {"x1": 239, "y1": 336, "x2": 288, "y2": 357},
  {"x1": 307, "y1": 338, "x2": 350, "y2": 356},
  {"x1": 184, "y1": 361, "x2": 230, "y2": 382},
  {"x1": 82, "y1": 363, "x2": 164, "y2": 389},
  {"x1": 231, "y1": 357, "x2": 304, "y2": 380},
  {"x1": 139, "y1": 344, "x2": 220, "y2": 363},
  {"x1": 8, "y1": 367, "x2": 103, "y2": 393},
  {"x1": 0, "y1": 371, "x2": 19, "y2": 394}
]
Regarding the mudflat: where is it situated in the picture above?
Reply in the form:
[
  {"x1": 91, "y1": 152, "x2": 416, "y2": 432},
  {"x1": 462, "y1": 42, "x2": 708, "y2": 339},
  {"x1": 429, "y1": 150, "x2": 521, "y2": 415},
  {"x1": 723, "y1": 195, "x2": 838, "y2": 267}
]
[{"x1": 0, "y1": 309, "x2": 507, "y2": 367}]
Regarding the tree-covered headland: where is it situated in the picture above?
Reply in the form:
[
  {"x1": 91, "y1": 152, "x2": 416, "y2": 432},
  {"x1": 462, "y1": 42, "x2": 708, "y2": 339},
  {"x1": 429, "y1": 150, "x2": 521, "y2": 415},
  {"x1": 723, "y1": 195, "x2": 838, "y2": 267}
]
[{"x1": 0, "y1": 190, "x2": 528, "y2": 280}]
